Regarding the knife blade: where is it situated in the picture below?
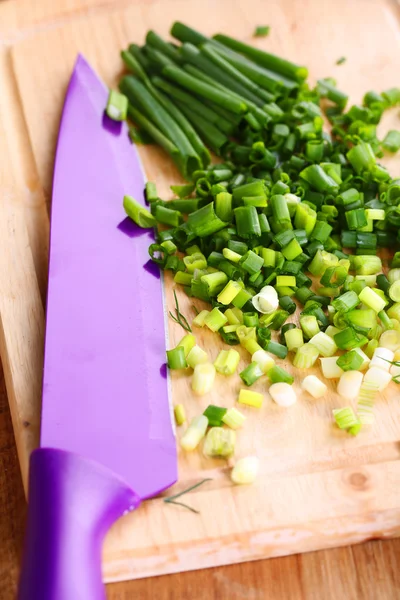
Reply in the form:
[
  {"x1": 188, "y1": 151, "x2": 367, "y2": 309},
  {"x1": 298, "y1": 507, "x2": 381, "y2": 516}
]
[{"x1": 18, "y1": 55, "x2": 177, "y2": 600}]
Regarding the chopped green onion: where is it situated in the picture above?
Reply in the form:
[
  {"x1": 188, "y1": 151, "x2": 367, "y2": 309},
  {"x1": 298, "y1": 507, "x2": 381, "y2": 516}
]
[
  {"x1": 201, "y1": 272, "x2": 228, "y2": 296},
  {"x1": 252, "y1": 349, "x2": 275, "y2": 373},
  {"x1": 225, "y1": 307, "x2": 243, "y2": 325},
  {"x1": 167, "y1": 346, "x2": 188, "y2": 369},
  {"x1": 186, "y1": 345, "x2": 209, "y2": 368},
  {"x1": 222, "y1": 407, "x2": 246, "y2": 429},
  {"x1": 203, "y1": 405, "x2": 227, "y2": 426},
  {"x1": 301, "y1": 375, "x2": 327, "y2": 399},
  {"x1": 269, "y1": 382, "x2": 297, "y2": 406},
  {"x1": 203, "y1": 427, "x2": 235, "y2": 457},
  {"x1": 222, "y1": 247, "x2": 242, "y2": 263},
  {"x1": 382, "y1": 130, "x2": 400, "y2": 153},
  {"x1": 253, "y1": 25, "x2": 270, "y2": 37},
  {"x1": 369, "y1": 347, "x2": 394, "y2": 372},
  {"x1": 231, "y1": 456, "x2": 259, "y2": 485},
  {"x1": 309, "y1": 332, "x2": 337, "y2": 357},
  {"x1": 334, "y1": 327, "x2": 368, "y2": 350},
  {"x1": 192, "y1": 309, "x2": 209, "y2": 327},
  {"x1": 177, "y1": 333, "x2": 196, "y2": 356},
  {"x1": 363, "y1": 366, "x2": 392, "y2": 391},
  {"x1": 214, "y1": 349, "x2": 240, "y2": 375},
  {"x1": 379, "y1": 330, "x2": 400, "y2": 351},
  {"x1": 106, "y1": 89, "x2": 128, "y2": 121},
  {"x1": 337, "y1": 370, "x2": 363, "y2": 400},
  {"x1": 285, "y1": 328, "x2": 304, "y2": 351},
  {"x1": 332, "y1": 407, "x2": 360, "y2": 434},
  {"x1": 359, "y1": 286, "x2": 386, "y2": 313},
  {"x1": 267, "y1": 365, "x2": 294, "y2": 384},
  {"x1": 240, "y1": 250, "x2": 264, "y2": 275},
  {"x1": 240, "y1": 362, "x2": 264, "y2": 386},
  {"x1": 252, "y1": 285, "x2": 279, "y2": 314},
  {"x1": 234, "y1": 206, "x2": 262, "y2": 239},
  {"x1": 123, "y1": 195, "x2": 156, "y2": 228},
  {"x1": 264, "y1": 340, "x2": 288, "y2": 359},
  {"x1": 337, "y1": 350, "x2": 364, "y2": 372},
  {"x1": 300, "y1": 315, "x2": 320, "y2": 339},
  {"x1": 320, "y1": 356, "x2": 343, "y2": 379},
  {"x1": 192, "y1": 363, "x2": 216, "y2": 395},
  {"x1": 180, "y1": 415, "x2": 208, "y2": 451},
  {"x1": 293, "y1": 343, "x2": 319, "y2": 368},
  {"x1": 204, "y1": 307, "x2": 228, "y2": 332},
  {"x1": 145, "y1": 181, "x2": 158, "y2": 203},
  {"x1": 217, "y1": 280, "x2": 243, "y2": 305},
  {"x1": 389, "y1": 281, "x2": 400, "y2": 303},
  {"x1": 238, "y1": 388, "x2": 264, "y2": 408},
  {"x1": 174, "y1": 404, "x2": 186, "y2": 426}
]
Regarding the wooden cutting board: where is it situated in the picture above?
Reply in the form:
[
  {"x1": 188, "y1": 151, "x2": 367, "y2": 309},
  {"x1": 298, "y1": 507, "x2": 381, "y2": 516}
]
[{"x1": 1, "y1": 0, "x2": 400, "y2": 584}]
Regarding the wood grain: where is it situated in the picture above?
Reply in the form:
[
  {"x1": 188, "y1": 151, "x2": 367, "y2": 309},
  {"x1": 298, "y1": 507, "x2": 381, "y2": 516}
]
[{"x1": 2, "y1": 0, "x2": 400, "y2": 593}]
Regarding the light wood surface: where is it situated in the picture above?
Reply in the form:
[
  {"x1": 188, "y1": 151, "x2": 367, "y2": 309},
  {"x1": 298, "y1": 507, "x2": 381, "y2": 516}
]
[{"x1": 1, "y1": 0, "x2": 400, "y2": 593}]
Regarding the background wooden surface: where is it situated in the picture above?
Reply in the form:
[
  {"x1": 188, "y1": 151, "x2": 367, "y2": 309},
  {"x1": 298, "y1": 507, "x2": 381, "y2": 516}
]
[{"x1": 2, "y1": 0, "x2": 400, "y2": 597}]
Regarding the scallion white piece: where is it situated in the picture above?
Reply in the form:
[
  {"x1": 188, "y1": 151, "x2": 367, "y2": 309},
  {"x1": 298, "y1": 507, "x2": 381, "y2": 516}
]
[
  {"x1": 269, "y1": 382, "x2": 297, "y2": 407},
  {"x1": 309, "y1": 331, "x2": 337, "y2": 357},
  {"x1": 252, "y1": 285, "x2": 279, "y2": 314},
  {"x1": 180, "y1": 415, "x2": 208, "y2": 451},
  {"x1": 337, "y1": 370, "x2": 363, "y2": 401},
  {"x1": 203, "y1": 427, "x2": 236, "y2": 458},
  {"x1": 352, "y1": 347, "x2": 370, "y2": 371},
  {"x1": 379, "y1": 330, "x2": 400, "y2": 352},
  {"x1": 252, "y1": 349, "x2": 275, "y2": 373},
  {"x1": 192, "y1": 363, "x2": 216, "y2": 395},
  {"x1": 186, "y1": 345, "x2": 209, "y2": 369},
  {"x1": 369, "y1": 347, "x2": 394, "y2": 372},
  {"x1": 222, "y1": 407, "x2": 246, "y2": 429},
  {"x1": 231, "y1": 456, "x2": 260, "y2": 485},
  {"x1": 325, "y1": 325, "x2": 342, "y2": 339},
  {"x1": 363, "y1": 366, "x2": 392, "y2": 391},
  {"x1": 301, "y1": 375, "x2": 327, "y2": 399},
  {"x1": 320, "y1": 356, "x2": 344, "y2": 379}
]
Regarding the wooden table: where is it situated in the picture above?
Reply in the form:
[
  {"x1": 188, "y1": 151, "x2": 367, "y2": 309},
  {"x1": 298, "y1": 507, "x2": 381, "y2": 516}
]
[{"x1": 1, "y1": 0, "x2": 400, "y2": 597}]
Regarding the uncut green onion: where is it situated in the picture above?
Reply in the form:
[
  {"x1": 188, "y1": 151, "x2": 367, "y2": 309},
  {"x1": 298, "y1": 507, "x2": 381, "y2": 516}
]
[
  {"x1": 213, "y1": 33, "x2": 308, "y2": 81},
  {"x1": 120, "y1": 76, "x2": 202, "y2": 178},
  {"x1": 162, "y1": 64, "x2": 247, "y2": 114}
]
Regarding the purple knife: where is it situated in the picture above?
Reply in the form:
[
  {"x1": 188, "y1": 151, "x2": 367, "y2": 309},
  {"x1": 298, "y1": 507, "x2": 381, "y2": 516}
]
[{"x1": 18, "y1": 55, "x2": 177, "y2": 600}]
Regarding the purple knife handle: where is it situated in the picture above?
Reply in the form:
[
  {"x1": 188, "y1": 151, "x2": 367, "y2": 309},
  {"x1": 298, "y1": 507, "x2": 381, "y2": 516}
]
[{"x1": 18, "y1": 448, "x2": 140, "y2": 600}]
